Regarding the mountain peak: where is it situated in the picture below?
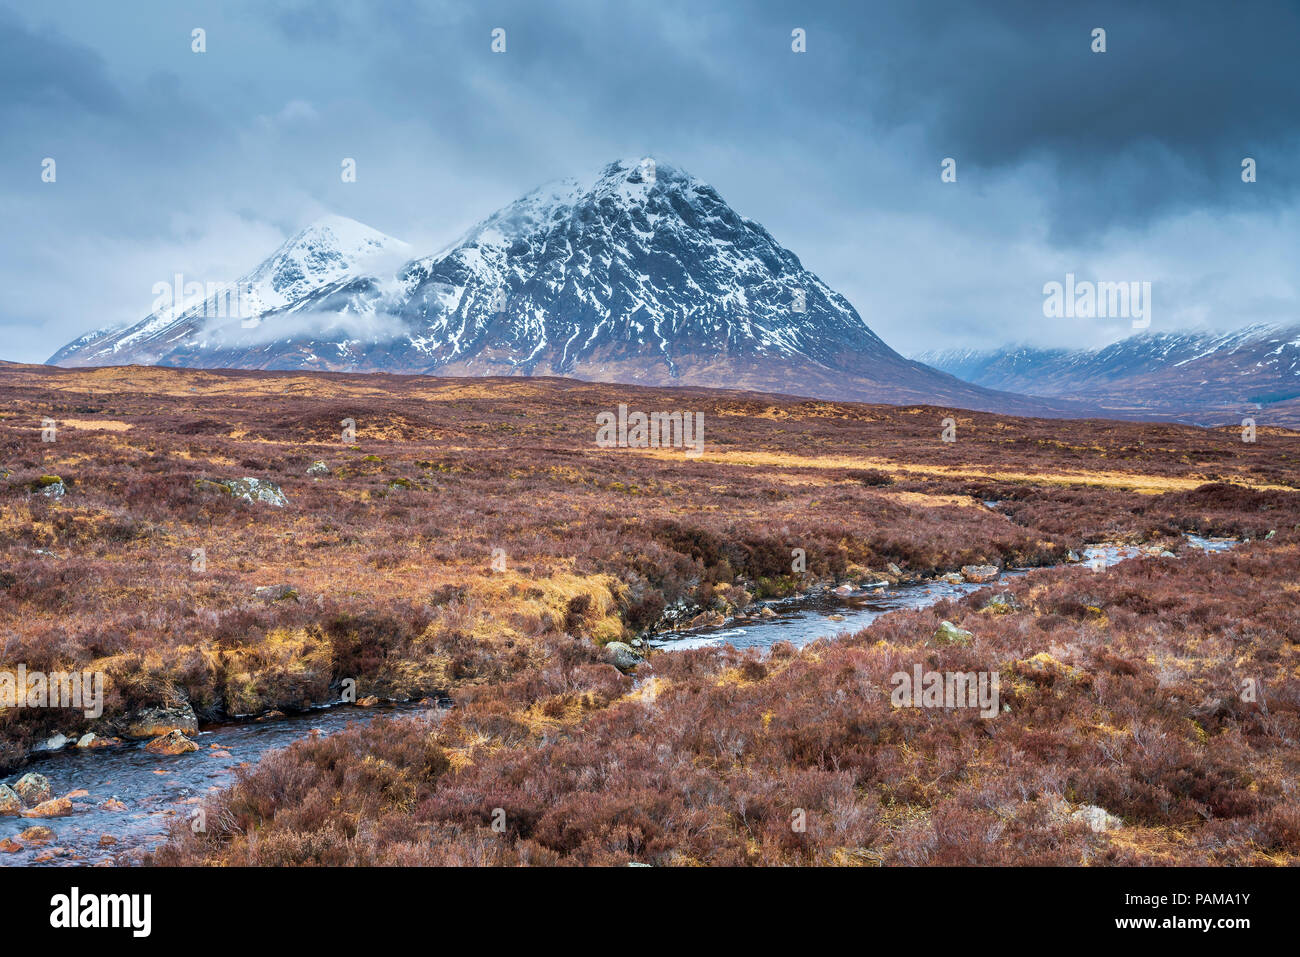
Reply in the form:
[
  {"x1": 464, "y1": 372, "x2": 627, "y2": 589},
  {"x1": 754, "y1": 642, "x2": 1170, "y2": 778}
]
[{"x1": 50, "y1": 161, "x2": 1037, "y2": 415}]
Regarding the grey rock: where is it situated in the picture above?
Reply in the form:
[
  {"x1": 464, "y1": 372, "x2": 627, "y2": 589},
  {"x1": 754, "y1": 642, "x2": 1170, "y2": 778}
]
[
  {"x1": 254, "y1": 583, "x2": 299, "y2": 603},
  {"x1": 13, "y1": 772, "x2": 51, "y2": 806},
  {"x1": 1070, "y1": 804, "x2": 1123, "y2": 833},
  {"x1": 604, "y1": 641, "x2": 644, "y2": 672},
  {"x1": 197, "y1": 477, "x2": 289, "y2": 507},
  {"x1": 981, "y1": 592, "x2": 1022, "y2": 613},
  {"x1": 930, "y1": 620, "x2": 974, "y2": 647}
]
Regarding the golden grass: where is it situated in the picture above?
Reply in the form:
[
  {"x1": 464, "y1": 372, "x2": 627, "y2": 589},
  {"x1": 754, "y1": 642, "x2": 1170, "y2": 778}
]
[{"x1": 633, "y1": 448, "x2": 1291, "y2": 494}]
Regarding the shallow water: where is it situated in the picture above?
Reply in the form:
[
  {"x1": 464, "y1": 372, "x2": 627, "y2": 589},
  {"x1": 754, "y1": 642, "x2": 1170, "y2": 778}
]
[
  {"x1": 649, "y1": 535, "x2": 1238, "y2": 652},
  {"x1": 1, "y1": 701, "x2": 435, "y2": 867},
  {"x1": 1, "y1": 534, "x2": 1237, "y2": 866}
]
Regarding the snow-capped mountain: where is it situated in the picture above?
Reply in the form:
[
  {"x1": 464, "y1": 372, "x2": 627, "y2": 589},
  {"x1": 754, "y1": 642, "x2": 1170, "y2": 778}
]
[
  {"x1": 49, "y1": 215, "x2": 411, "y2": 367},
  {"x1": 49, "y1": 159, "x2": 1075, "y2": 414},
  {"x1": 917, "y1": 324, "x2": 1300, "y2": 426}
]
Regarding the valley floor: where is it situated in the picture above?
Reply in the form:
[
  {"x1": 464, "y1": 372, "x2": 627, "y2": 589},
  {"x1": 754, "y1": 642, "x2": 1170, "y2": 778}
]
[{"x1": 1, "y1": 364, "x2": 1297, "y2": 864}]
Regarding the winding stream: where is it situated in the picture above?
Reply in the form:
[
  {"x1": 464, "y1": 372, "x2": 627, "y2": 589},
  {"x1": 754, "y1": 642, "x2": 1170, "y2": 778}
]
[
  {"x1": 2, "y1": 534, "x2": 1237, "y2": 866},
  {"x1": 649, "y1": 535, "x2": 1238, "y2": 652}
]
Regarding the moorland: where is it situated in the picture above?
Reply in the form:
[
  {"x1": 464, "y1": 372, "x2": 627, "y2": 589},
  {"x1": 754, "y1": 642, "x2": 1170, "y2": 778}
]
[{"x1": 1, "y1": 362, "x2": 1297, "y2": 865}]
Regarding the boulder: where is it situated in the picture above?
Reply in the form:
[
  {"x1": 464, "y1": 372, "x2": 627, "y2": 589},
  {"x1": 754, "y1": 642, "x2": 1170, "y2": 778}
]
[
  {"x1": 832, "y1": 584, "x2": 854, "y2": 597},
  {"x1": 76, "y1": 733, "x2": 121, "y2": 749},
  {"x1": 195, "y1": 476, "x2": 289, "y2": 507},
  {"x1": 0, "y1": 838, "x2": 21, "y2": 853},
  {"x1": 886, "y1": 563, "x2": 903, "y2": 577},
  {"x1": 123, "y1": 703, "x2": 198, "y2": 739},
  {"x1": 1070, "y1": 804, "x2": 1123, "y2": 833},
  {"x1": 960, "y1": 564, "x2": 999, "y2": 584},
  {"x1": 604, "y1": 641, "x2": 644, "y2": 673},
  {"x1": 930, "y1": 620, "x2": 974, "y2": 647},
  {"x1": 306, "y1": 461, "x2": 330, "y2": 476},
  {"x1": 22, "y1": 797, "x2": 73, "y2": 818},
  {"x1": 144, "y1": 730, "x2": 199, "y2": 755},
  {"x1": 0, "y1": 784, "x2": 23, "y2": 816},
  {"x1": 18, "y1": 825, "x2": 55, "y2": 845},
  {"x1": 98, "y1": 834, "x2": 118, "y2": 847},
  {"x1": 355, "y1": 695, "x2": 380, "y2": 707},
  {"x1": 31, "y1": 475, "x2": 66, "y2": 498},
  {"x1": 34, "y1": 732, "x2": 70, "y2": 752},
  {"x1": 981, "y1": 592, "x2": 1022, "y2": 614},
  {"x1": 13, "y1": 772, "x2": 51, "y2": 806},
  {"x1": 253, "y1": 583, "x2": 299, "y2": 603}
]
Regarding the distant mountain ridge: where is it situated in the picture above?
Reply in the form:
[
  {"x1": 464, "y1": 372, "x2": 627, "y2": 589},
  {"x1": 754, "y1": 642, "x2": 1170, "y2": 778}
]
[
  {"x1": 47, "y1": 158, "x2": 1082, "y2": 417},
  {"x1": 916, "y1": 324, "x2": 1300, "y2": 426}
]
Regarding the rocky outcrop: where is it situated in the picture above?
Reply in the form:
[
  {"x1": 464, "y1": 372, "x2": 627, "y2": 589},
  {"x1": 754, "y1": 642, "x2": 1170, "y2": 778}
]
[
  {"x1": 123, "y1": 703, "x2": 199, "y2": 739},
  {"x1": 195, "y1": 477, "x2": 289, "y2": 507}
]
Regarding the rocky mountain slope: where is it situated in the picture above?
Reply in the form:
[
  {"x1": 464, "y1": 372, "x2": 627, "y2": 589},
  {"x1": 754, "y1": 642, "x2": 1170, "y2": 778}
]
[{"x1": 49, "y1": 159, "x2": 1078, "y2": 416}]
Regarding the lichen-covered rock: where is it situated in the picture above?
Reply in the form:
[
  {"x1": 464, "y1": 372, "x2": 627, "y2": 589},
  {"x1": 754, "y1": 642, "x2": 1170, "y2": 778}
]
[
  {"x1": 253, "y1": 583, "x2": 299, "y2": 602},
  {"x1": 144, "y1": 730, "x2": 199, "y2": 755},
  {"x1": 306, "y1": 461, "x2": 330, "y2": 476},
  {"x1": 1070, "y1": 804, "x2": 1123, "y2": 833},
  {"x1": 981, "y1": 592, "x2": 1022, "y2": 614},
  {"x1": 604, "y1": 641, "x2": 644, "y2": 672},
  {"x1": 195, "y1": 476, "x2": 288, "y2": 507},
  {"x1": 123, "y1": 703, "x2": 199, "y2": 739},
  {"x1": 76, "y1": 733, "x2": 122, "y2": 749},
  {"x1": 13, "y1": 772, "x2": 51, "y2": 806},
  {"x1": 930, "y1": 620, "x2": 973, "y2": 647},
  {"x1": 18, "y1": 825, "x2": 55, "y2": 845},
  {"x1": 31, "y1": 475, "x2": 66, "y2": 498},
  {"x1": 960, "y1": 564, "x2": 999, "y2": 584},
  {"x1": 0, "y1": 784, "x2": 23, "y2": 816}
]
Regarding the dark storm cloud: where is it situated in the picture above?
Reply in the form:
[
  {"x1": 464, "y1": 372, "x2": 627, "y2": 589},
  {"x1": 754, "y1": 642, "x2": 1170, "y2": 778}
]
[
  {"x1": 0, "y1": 0, "x2": 1296, "y2": 362},
  {"x1": 862, "y1": 0, "x2": 1300, "y2": 233}
]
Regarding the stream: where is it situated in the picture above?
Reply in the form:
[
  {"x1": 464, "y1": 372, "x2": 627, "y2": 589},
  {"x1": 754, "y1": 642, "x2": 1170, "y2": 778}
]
[
  {"x1": 648, "y1": 535, "x2": 1238, "y2": 652},
  {"x1": 2, "y1": 534, "x2": 1238, "y2": 866}
]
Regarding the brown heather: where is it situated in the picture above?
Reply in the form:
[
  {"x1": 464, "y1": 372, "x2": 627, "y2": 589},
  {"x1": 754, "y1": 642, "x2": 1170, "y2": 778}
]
[{"x1": 1, "y1": 363, "x2": 1298, "y2": 865}]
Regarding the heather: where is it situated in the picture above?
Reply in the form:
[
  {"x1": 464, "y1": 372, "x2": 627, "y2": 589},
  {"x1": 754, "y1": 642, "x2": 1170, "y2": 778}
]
[
  {"x1": 1, "y1": 363, "x2": 1298, "y2": 865},
  {"x1": 157, "y1": 535, "x2": 1300, "y2": 866}
]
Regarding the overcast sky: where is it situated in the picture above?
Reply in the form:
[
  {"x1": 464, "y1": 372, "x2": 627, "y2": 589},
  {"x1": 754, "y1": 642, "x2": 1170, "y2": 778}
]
[{"x1": 3, "y1": 0, "x2": 1298, "y2": 364}]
